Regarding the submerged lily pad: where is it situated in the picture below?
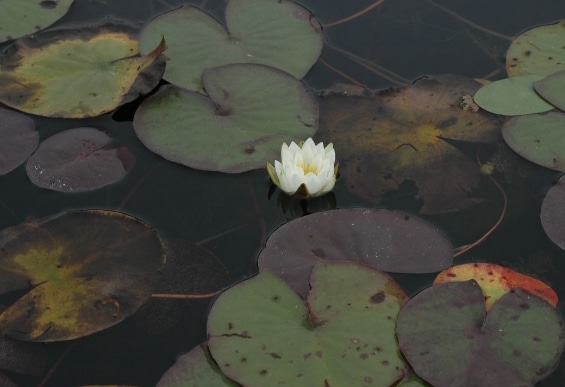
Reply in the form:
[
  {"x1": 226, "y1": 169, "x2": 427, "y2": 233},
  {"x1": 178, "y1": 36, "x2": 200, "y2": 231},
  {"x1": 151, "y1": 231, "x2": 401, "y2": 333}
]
[
  {"x1": 208, "y1": 262, "x2": 409, "y2": 386},
  {"x1": 317, "y1": 75, "x2": 501, "y2": 214},
  {"x1": 133, "y1": 63, "x2": 318, "y2": 173},
  {"x1": 156, "y1": 343, "x2": 238, "y2": 387},
  {"x1": 396, "y1": 281, "x2": 565, "y2": 386},
  {"x1": 0, "y1": 0, "x2": 74, "y2": 43},
  {"x1": 502, "y1": 112, "x2": 565, "y2": 172},
  {"x1": 258, "y1": 208, "x2": 453, "y2": 298},
  {"x1": 434, "y1": 263, "x2": 558, "y2": 311},
  {"x1": 0, "y1": 23, "x2": 166, "y2": 118},
  {"x1": 139, "y1": 1, "x2": 322, "y2": 91},
  {"x1": 534, "y1": 70, "x2": 565, "y2": 111},
  {"x1": 26, "y1": 127, "x2": 135, "y2": 192},
  {"x1": 473, "y1": 75, "x2": 554, "y2": 116},
  {"x1": 541, "y1": 174, "x2": 565, "y2": 250},
  {"x1": 0, "y1": 210, "x2": 164, "y2": 342},
  {"x1": 0, "y1": 108, "x2": 38, "y2": 175},
  {"x1": 506, "y1": 20, "x2": 565, "y2": 77}
]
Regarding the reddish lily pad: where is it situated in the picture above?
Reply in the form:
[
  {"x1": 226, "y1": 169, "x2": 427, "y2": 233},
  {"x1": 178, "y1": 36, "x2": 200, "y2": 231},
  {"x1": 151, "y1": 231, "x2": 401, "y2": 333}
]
[
  {"x1": 396, "y1": 281, "x2": 565, "y2": 386},
  {"x1": 434, "y1": 263, "x2": 558, "y2": 311},
  {"x1": 26, "y1": 127, "x2": 135, "y2": 192},
  {"x1": 258, "y1": 208, "x2": 453, "y2": 298},
  {"x1": 0, "y1": 22, "x2": 166, "y2": 118},
  {"x1": 317, "y1": 75, "x2": 501, "y2": 214},
  {"x1": 208, "y1": 262, "x2": 409, "y2": 386},
  {"x1": 0, "y1": 210, "x2": 165, "y2": 342},
  {"x1": 541, "y1": 174, "x2": 565, "y2": 250},
  {"x1": 0, "y1": 108, "x2": 38, "y2": 175}
]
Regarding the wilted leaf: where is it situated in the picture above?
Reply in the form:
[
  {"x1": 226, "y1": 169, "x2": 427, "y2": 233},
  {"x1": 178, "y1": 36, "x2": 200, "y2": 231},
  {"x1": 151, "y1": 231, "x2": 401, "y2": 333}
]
[
  {"x1": 156, "y1": 343, "x2": 238, "y2": 387},
  {"x1": 139, "y1": 1, "x2": 322, "y2": 91},
  {"x1": 473, "y1": 75, "x2": 554, "y2": 116},
  {"x1": 208, "y1": 262, "x2": 409, "y2": 386},
  {"x1": 317, "y1": 75, "x2": 501, "y2": 214},
  {"x1": 258, "y1": 208, "x2": 453, "y2": 298},
  {"x1": 506, "y1": 20, "x2": 565, "y2": 77},
  {"x1": 0, "y1": 0, "x2": 74, "y2": 43},
  {"x1": 0, "y1": 22, "x2": 166, "y2": 118},
  {"x1": 133, "y1": 63, "x2": 318, "y2": 173},
  {"x1": 0, "y1": 210, "x2": 165, "y2": 342},
  {"x1": 26, "y1": 127, "x2": 135, "y2": 192},
  {"x1": 0, "y1": 107, "x2": 38, "y2": 175},
  {"x1": 502, "y1": 112, "x2": 565, "y2": 172},
  {"x1": 541, "y1": 174, "x2": 565, "y2": 250},
  {"x1": 433, "y1": 263, "x2": 558, "y2": 311},
  {"x1": 396, "y1": 281, "x2": 565, "y2": 386}
]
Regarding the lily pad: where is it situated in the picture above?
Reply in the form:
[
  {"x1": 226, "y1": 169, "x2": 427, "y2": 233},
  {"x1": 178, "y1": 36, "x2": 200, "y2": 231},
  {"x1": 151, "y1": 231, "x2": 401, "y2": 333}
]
[
  {"x1": 208, "y1": 262, "x2": 409, "y2": 386},
  {"x1": 0, "y1": 210, "x2": 165, "y2": 342},
  {"x1": 506, "y1": 20, "x2": 565, "y2": 77},
  {"x1": 258, "y1": 208, "x2": 453, "y2": 298},
  {"x1": 26, "y1": 127, "x2": 135, "y2": 192},
  {"x1": 0, "y1": 335, "x2": 47, "y2": 376},
  {"x1": 541, "y1": 174, "x2": 565, "y2": 250},
  {"x1": 396, "y1": 281, "x2": 565, "y2": 386},
  {"x1": 502, "y1": 112, "x2": 565, "y2": 172},
  {"x1": 473, "y1": 75, "x2": 554, "y2": 116},
  {"x1": 0, "y1": 0, "x2": 74, "y2": 43},
  {"x1": 317, "y1": 75, "x2": 502, "y2": 214},
  {"x1": 156, "y1": 343, "x2": 238, "y2": 387},
  {"x1": 133, "y1": 63, "x2": 318, "y2": 173},
  {"x1": 139, "y1": 1, "x2": 322, "y2": 91},
  {"x1": 434, "y1": 263, "x2": 558, "y2": 311},
  {"x1": 0, "y1": 108, "x2": 38, "y2": 175},
  {"x1": 0, "y1": 22, "x2": 166, "y2": 118},
  {"x1": 534, "y1": 70, "x2": 565, "y2": 111}
]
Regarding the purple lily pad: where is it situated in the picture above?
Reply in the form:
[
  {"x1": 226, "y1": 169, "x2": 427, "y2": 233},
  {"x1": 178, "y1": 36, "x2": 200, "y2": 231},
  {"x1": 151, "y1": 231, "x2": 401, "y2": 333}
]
[
  {"x1": 396, "y1": 281, "x2": 565, "y2": 386},
  {"x1": 0, "y1": 108, "x2": 38, "y2": 175},
  {"x1": 257, "y1": 208, "x2": 453, "y2": 298},
  {"x1": 541, "y1": 174, "x2": 565, "y2": 250},
  {"x1": 26, "y1": 127, "x2": 135, "y2": 192}
]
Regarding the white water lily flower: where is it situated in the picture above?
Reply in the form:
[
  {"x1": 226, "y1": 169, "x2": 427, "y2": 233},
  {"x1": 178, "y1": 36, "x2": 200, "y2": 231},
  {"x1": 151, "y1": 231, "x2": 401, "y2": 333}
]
[{"x1": 267, "y1": 138, "x2": 338, "y2": 198}]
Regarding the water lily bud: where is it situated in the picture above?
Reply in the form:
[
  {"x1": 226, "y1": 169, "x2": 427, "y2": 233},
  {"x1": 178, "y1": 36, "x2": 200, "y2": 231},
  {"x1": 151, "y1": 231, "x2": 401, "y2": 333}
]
[{"x1": 266, "y1": 137, "x2": 338, "y2": 198}]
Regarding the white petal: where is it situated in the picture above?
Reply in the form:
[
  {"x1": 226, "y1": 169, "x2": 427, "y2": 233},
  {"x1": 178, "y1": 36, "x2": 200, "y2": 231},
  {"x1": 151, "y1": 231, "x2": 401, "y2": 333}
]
[{"x1": 303, "y1": 173, "x2": 322, "y2": 196}]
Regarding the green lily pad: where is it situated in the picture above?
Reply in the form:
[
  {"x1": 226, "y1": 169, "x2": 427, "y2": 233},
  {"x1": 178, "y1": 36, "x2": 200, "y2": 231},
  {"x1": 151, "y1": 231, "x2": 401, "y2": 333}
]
[
  {"x1": 0, "y1": 210, "x2": 165, "y2": 342},
  {"x1": 534, "y1": 70, "x2": 565, "y2": 111},
  {"x1": 473, "y1": 75, "x2": 554, "y2": 116},
  {"x1": 506, "y1": 20, "x2": 565, "y2": 77},
  {"x1": 396, "y1": 281, "x2": 565, "y2": 386},
  {"x1": 208, "y1": 262, "x2": 409, "y2": 386},
  {"x1": 133, "y1": 63, "x2": 318, "y2": 173},
  {"x1": 156, "y1": 343, "x2": 238, "y2": 387},
  {"x1": 258, "y1": 208, "x2": 453, "y2": 298},
  {"x1": 0, "y1": 0, "x2": 74, "y2": 43},
  {"x1": 139, "y1": 1, "x2": 322, "y2": 91},
  {"x1": 541, "y1": 174, "x2": 565, "y2": 250},
  {"x1": 0, "y1": 22, "x2": 166, "y2": 118},
  {"x1": 502, "y1": 112, "x2": 565, "y2": 171}
]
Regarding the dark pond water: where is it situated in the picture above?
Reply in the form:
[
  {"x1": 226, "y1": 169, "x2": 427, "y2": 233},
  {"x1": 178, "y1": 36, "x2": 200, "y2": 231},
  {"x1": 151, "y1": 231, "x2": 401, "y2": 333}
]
[{"x1": 1, "y1": 0, "x2": 565, "y2": 385}]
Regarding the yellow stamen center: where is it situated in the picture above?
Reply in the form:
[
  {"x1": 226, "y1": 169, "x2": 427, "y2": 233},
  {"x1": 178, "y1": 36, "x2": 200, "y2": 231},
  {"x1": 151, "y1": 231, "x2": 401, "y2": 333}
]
[{"x1": 300, "y1": 163, "x2": 318, "y2": 175}]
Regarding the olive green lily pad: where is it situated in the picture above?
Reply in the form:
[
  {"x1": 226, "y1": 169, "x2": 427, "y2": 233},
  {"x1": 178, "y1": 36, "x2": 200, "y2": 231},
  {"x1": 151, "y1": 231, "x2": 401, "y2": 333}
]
[
  {"x1": 502, "y1": 112, "x2": 565, "y2": 171},
  {"x1": 208, "y1": 262, "x2": 409, "y2": 386},
  {"x1": 0, "y1": 0, "x2": 74, "y2": 43},
  {"x1": 139, "y1": 1, "x2": 322, "y2": 91},
  {"x1": 473, "y1": 75, "x2": 554, "y2": 116},
  {"x1": 0, "y1": 23, "x2": 166, "y2": 118},
  {"x1": 133, "y1": 63, "x2": 318, "y2": 173},
  {"x1": 506, "y1": 20, "x2": 565, "y2": 77},
  {"x1": 0, "y1": 210, "x2": 165, "y2": 342},
  {"x1": 396, "y1": 281, "x2": 565, "y2": 386},
  {"x1": 534, "y1": 70, "x2": 565, "y2": 111}
]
